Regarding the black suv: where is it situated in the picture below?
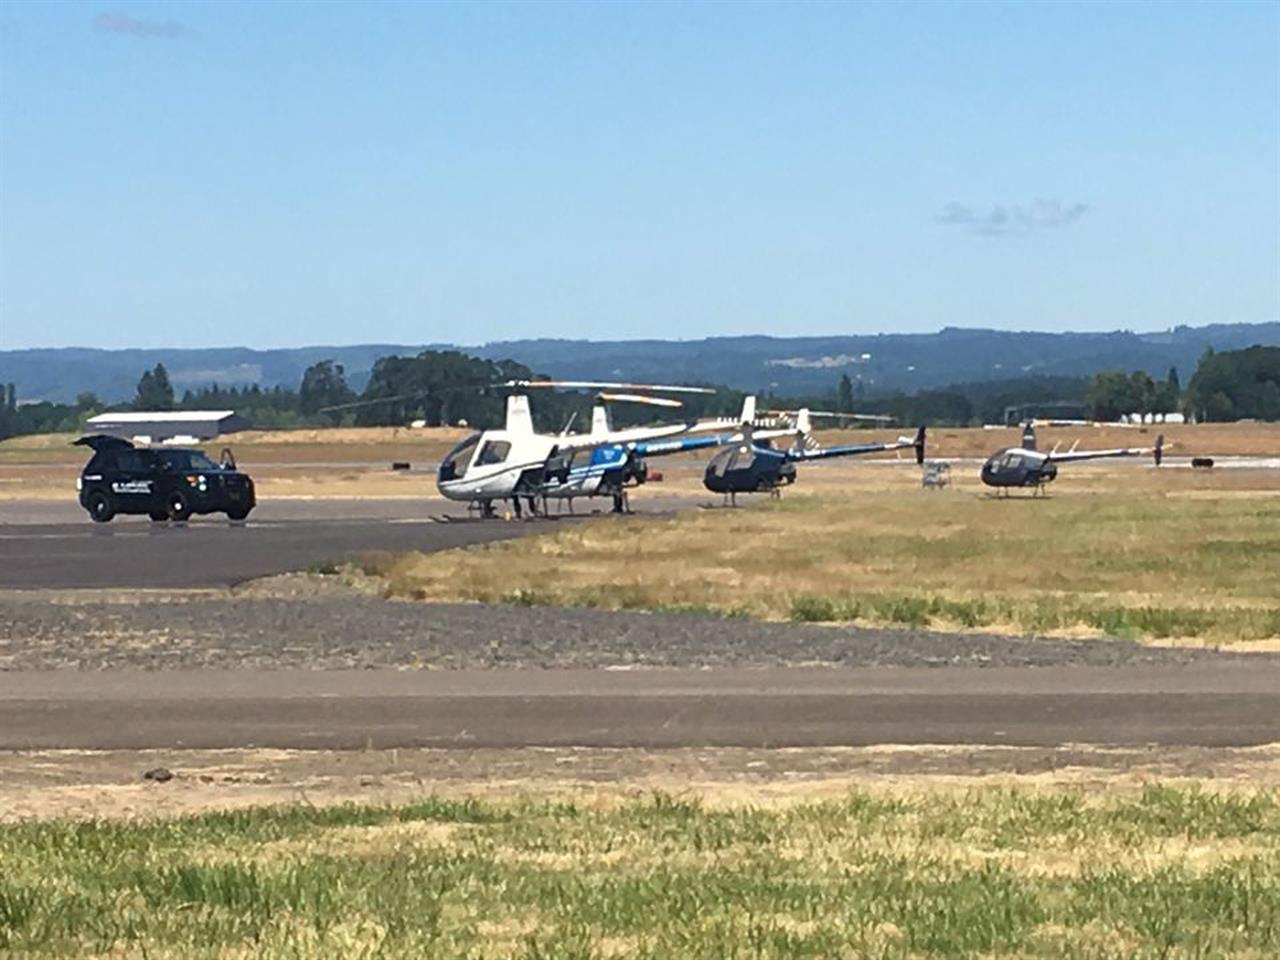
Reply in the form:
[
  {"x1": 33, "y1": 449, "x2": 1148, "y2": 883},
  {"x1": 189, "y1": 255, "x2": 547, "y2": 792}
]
[{"x1": 75, "y1": 436, "x2": 256, "y2": 522}]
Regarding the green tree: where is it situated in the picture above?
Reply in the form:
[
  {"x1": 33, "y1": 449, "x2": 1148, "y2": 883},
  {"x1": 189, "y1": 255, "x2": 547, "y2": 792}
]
[
  {"x1": 1184, "y1": 346, "x2": 1280, "y2": 421},
  {"x1": 299, "y1": 360, "x2": 355, "y2": 416},
  {"x1": 1151, "y1": 367, "x2": 1181, "y2": 415},
  {"x1": 133, "y1": 363, "x2": 174, "y2": 411},
  {"x1": 357, "y1": 351, "x2": 535, "y2": 428},
  {"x1": 1128, "y1": 371, "x2": 1157, "y2": 418},
  {"x1": 0, "y1": 383, "x2": 14, "y2": 439},
  {"x1": 1086, "y1": 370, "x2": 1133, "y2": 421},
  {"x1": 836, "y1": 374, "x2": 854, "y2": 413}
]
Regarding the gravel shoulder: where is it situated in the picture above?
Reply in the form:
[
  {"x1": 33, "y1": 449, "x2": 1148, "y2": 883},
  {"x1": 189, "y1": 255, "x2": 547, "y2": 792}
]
[{"x1": 1, "y1": 579, "x2": 1268, "y2": 672}]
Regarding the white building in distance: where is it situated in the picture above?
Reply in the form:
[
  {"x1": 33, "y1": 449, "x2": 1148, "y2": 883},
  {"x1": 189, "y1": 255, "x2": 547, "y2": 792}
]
[{"x1": 84, "y1": 410, "x2": 250, "y2": 445}]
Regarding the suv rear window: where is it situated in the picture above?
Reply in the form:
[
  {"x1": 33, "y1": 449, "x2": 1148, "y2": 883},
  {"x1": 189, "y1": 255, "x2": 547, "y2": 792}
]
[
  {"x1": 85, "y1": 451, "x2": 116, "y2": 473},
  {"x1": 115, "y1": 450, "x2": 152, "y2": 472}
]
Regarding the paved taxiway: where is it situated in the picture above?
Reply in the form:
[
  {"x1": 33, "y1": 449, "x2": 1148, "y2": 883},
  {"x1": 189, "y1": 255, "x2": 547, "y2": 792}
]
[
  {"x1": 5, "y1": 495, "x2": 1277, "y2": 756},
  {"x1": 0, "y1": 498, "x2": 576, "y2": 589},
  {"x1": 3, "y1": 664, "x2": 1278, "y2": 750}
]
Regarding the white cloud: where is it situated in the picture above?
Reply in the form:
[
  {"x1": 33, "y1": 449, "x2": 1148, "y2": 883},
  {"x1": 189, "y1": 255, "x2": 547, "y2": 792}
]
[
  {"x1": 939, "y1": 199, "x2": 1089, "y2": 237},
  {"x1": 93, "y1": 12, "x2": 185, "y2": 39}
]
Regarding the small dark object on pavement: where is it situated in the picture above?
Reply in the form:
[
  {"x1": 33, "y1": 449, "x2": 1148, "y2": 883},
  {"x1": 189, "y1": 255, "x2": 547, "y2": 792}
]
[
  {"x1": 391, "y1": 462, "x2": 411, "y2": 471},
  {"x1": 1191, "y1": 457, "x2": 1214, "y2": 469},
  {"x1": 142, "y1": 767, "x2": 174, "y2": 783}
]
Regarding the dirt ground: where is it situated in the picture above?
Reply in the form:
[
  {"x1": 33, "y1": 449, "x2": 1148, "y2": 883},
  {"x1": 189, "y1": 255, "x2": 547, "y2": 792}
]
[{"x1": 6, "y1": 743, "x2": 1280, "y2": 822}]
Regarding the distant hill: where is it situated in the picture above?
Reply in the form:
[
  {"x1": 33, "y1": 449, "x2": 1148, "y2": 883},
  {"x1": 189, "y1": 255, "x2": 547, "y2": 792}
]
[
  {"x1": 474, "y1": 323, "x2": 1280, "y2": 395},
  {"x1": 3, "y1": 323, "x2": 1276, "y2": 404}
]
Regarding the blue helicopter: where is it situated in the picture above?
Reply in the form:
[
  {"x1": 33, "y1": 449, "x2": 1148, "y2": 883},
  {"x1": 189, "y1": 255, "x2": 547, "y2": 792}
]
[
  {"x1": 703, "y1": 409, "x2": 927, "y2": 504},
  {"x1": 980, "y1": 421, "x2": 1165, "y2": 495},
  {"x1": 539, "y1": 396, "x2": 790, "y2": 513}
]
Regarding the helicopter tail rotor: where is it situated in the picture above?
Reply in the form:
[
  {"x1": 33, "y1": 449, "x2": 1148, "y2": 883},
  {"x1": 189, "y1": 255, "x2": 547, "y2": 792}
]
[
  {"x1": 1021, "y1": 421, "x2": 1037, "y2": 450},
  {"x1": 791, "y1": 408, "x2": 821, "y2": 453},
  {"x1": 913, "y1": 425, "x2": 927, "y2": 465},
  {"x1": 505, "y1": 395, "x2": 534, "y2": 434},
  {"x1": 591, "y1": 404, "x2": 612, "y2": 437}
]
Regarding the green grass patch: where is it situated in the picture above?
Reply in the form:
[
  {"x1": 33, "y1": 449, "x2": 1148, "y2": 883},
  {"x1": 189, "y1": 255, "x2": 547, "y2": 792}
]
[
  {"x1": 787, "y1": 591, "x2": 1280, "y2": 641},
  {"x1": 3, "y1": 786, "x2": 1279, "y2": 958},
  {"x1": 376, "y1": 492, "x2": 1280, "y2": 644}
]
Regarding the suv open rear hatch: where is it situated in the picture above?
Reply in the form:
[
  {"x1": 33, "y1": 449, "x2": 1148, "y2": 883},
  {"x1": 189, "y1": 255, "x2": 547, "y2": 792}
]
[{"x1": 72, "y1": 435, "x2": 135, "y2": 451}]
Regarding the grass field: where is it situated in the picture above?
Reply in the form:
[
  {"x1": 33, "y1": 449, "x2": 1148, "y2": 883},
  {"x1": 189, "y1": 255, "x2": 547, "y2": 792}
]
[
  {"x1": 3, "y1": 785, "x2": 1277, "y2": 959},
  {"x1": 377, "y1": 474, "x2": 1280, "y2": 645}
]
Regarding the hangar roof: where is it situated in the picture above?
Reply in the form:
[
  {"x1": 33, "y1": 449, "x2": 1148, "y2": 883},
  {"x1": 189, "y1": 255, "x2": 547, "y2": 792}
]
[{"x1": 87, "y1": 411, "x2": 238, "y2": 424}]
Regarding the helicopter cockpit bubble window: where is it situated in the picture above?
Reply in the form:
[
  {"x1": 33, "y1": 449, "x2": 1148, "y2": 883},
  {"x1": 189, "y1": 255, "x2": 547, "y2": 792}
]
[
  {"x1": 439, "y1": 432, "x2": 481, "y2": 481},
  {"x1": 475, "y1": 440, "x2": 512, "y2": 466},
  {"x1": 707, "y1": 447, "x2": 732, "y2": 477},
  {"x1": 710, "y1": 444, "x2": 755, "y2": 477},
  {"x1": 1000, "y1": 452, "x2": 1023, "y2": 471}
]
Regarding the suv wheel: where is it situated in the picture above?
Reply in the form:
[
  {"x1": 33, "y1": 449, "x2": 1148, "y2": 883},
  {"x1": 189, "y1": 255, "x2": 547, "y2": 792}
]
[
  {"x1": 149, "y1": 510, "x2": 169, "y2": 522},
  {"x1": 87, "y1": 491, "x2": 115, "y2": 523},
  {"x1": 226, "y1": 505, "x2": 252, "y2": 521},
  {"x1": 166, "y1": 490, "x2": 192, "y2": 522}
]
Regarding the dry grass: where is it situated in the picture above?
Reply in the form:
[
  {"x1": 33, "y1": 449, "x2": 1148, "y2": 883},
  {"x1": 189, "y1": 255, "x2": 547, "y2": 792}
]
[
  {"x1": 4, "y1": 783, "x2": 1279, "y2": 958},
  {"x1": 379, "y1": 470, "x2": 1280, "y2": 644}
]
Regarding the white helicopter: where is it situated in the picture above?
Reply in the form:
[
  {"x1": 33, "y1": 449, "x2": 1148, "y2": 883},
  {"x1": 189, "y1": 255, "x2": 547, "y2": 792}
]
[{"x1": 435, "y1": 380, "x2": 723, "y2": 517}]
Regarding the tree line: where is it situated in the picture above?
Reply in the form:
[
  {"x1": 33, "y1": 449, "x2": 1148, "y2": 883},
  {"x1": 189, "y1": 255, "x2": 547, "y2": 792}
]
[{"x1": 1, "y1": 345, "x2": 1276, "y2": 442}]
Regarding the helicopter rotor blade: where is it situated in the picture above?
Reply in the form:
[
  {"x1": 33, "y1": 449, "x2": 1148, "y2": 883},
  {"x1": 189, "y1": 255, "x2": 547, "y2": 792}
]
[
  {"x1": 505, "y1": 380, "x2": 715, "y2": 395},
  {"x1": 595, "y1": 393, "x2": 684, "y2": 408},
  {"x1": 759, "y1": 408, "x2": 894, "y2": 422},
  {"x1": 318, "y1": 392, "x2": 426, "y2": 413},
  {"x1": 320, "y1": 378, "x2": 713, "y2": 415}
]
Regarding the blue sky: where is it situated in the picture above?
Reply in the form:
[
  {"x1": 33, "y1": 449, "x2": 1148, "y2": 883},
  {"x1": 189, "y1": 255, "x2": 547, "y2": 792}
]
[{"x1": 1, "y1": 0, "x2": 1276, "y2": 349}]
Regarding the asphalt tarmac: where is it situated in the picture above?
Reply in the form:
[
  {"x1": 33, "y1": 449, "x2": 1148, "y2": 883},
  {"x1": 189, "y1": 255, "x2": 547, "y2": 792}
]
[
  {"x1": 3, "y1": 664, "x2": 1278, "y2": 750},
  {"x1": 5, "y1": 497, "x2": 1277, "y2": 757},
  {"x1": 0, "y1": 499, "x2": 564, "y2": 589}
]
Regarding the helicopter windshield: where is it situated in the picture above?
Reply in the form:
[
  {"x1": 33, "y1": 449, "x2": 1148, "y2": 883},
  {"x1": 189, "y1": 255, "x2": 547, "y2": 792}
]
[
  {"x1": 710, "y1": 444, "x2": 755, "y2": 477},
  {"x1": 439, "y1": 432, "x2": 481, "y2": 481}
]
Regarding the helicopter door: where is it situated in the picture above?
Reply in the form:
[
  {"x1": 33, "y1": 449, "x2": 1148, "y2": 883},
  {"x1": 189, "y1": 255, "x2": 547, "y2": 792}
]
[{"x1": 475, "y1": 440, "x2": 511, "y2": 467}]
